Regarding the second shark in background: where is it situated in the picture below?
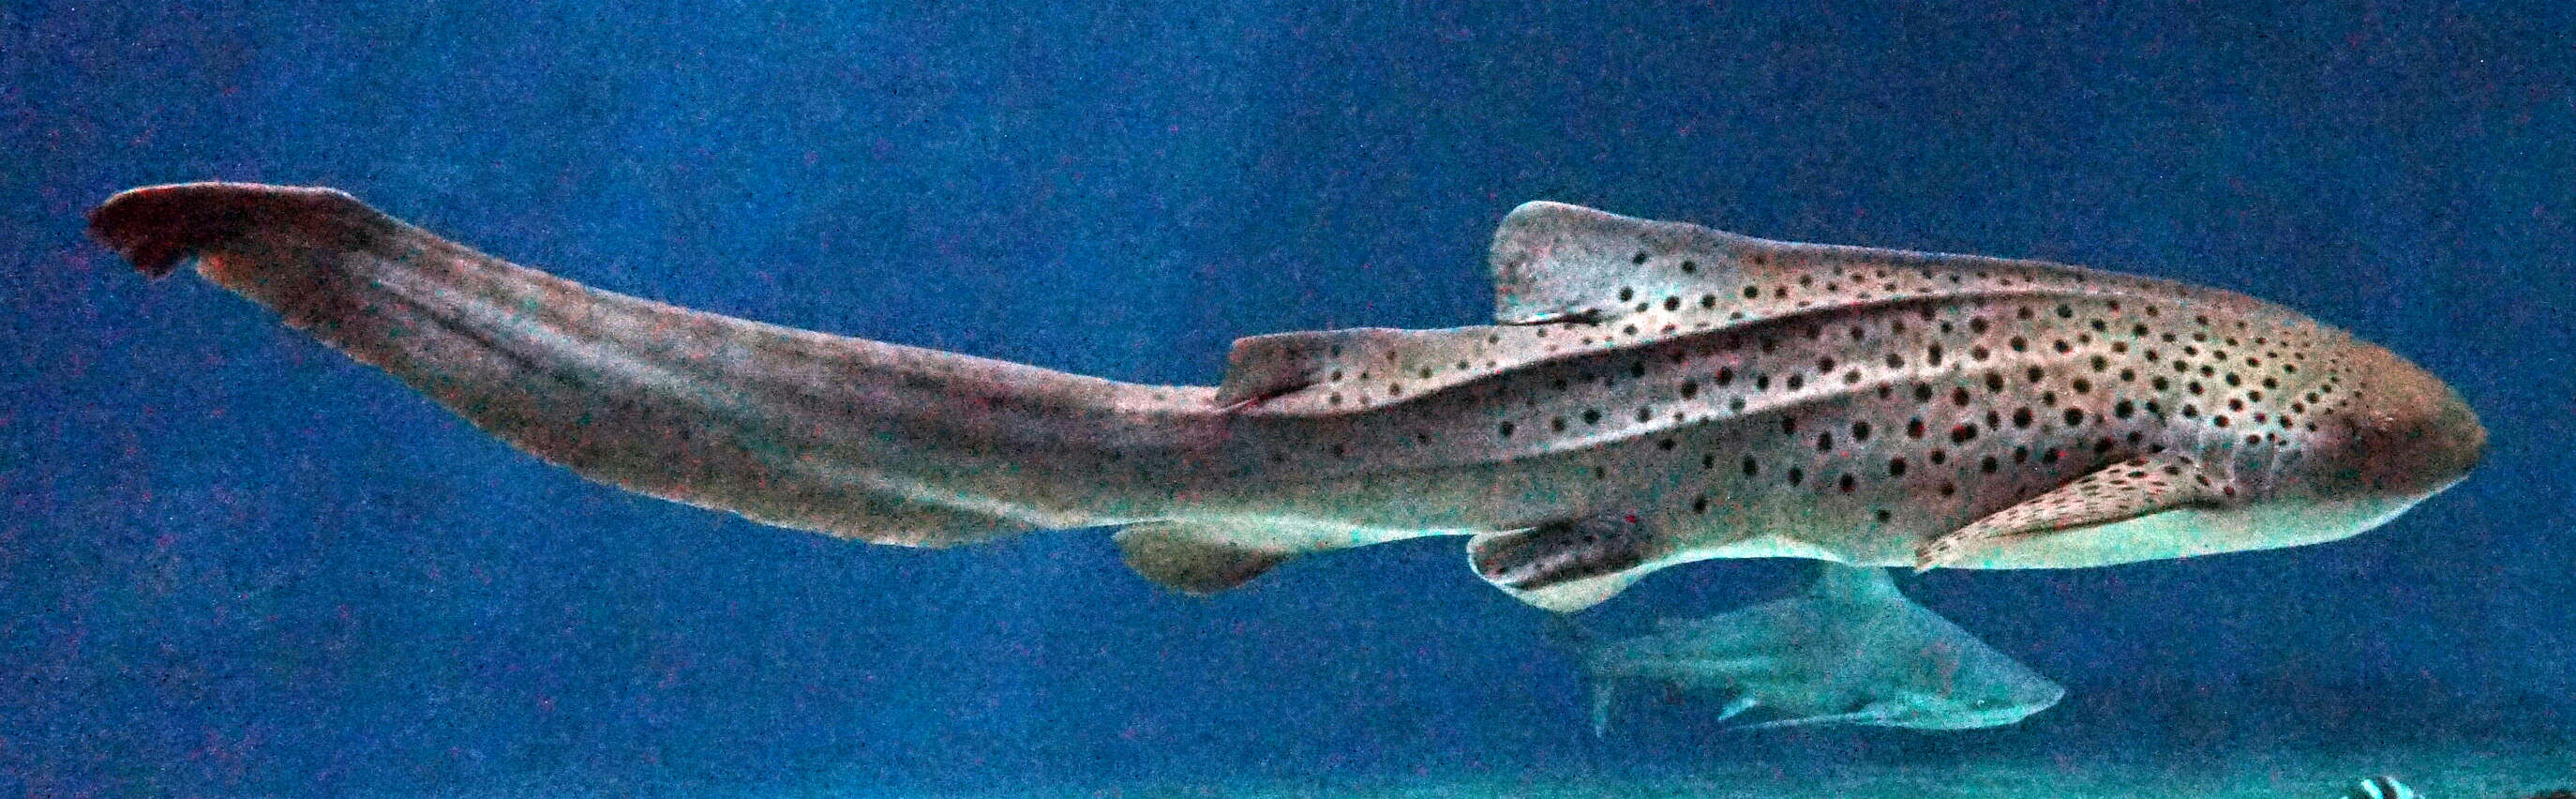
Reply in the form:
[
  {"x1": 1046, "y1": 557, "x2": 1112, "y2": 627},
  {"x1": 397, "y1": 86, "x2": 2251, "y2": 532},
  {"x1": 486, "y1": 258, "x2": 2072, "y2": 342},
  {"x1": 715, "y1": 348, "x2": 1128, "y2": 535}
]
[{"x1": 1570, "y1": 564, "x2": 2063, "y2": 735}]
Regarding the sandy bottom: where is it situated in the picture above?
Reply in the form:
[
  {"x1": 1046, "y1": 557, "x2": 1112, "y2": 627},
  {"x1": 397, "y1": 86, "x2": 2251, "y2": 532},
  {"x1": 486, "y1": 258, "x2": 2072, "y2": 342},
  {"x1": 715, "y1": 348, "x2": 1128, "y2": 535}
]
[{"x1": 853, "y1": 739, "x2": 2572, "y2": 799}]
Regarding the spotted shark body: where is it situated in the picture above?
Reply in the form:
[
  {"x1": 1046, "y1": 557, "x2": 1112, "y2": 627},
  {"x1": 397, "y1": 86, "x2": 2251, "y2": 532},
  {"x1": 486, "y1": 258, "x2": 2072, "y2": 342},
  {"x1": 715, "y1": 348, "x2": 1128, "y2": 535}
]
[{"x1": 87, "y1": 184, "x2": 2484, "y2": 611}]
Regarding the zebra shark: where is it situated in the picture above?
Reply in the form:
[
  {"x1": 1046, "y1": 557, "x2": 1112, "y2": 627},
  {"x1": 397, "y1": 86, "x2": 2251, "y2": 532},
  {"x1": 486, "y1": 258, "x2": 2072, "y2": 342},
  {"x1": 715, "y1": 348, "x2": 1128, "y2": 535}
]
[{"x1": 87, "y1": 183, "x2": 2484, "y2": 611}]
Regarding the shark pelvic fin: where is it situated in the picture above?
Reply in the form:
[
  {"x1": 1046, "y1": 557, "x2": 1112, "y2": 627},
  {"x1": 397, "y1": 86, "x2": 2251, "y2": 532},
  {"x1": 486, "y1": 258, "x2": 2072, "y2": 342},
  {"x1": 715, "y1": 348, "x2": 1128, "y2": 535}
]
[
  {"x1": 1468, "y1": 515, "x2": 1659, "y2": 611},
  {"x1": 1114, "y1": 522, "x2": 1294, "y2": 595},
  {"x1": 1916, "y1": 453, "x2": 2238, "y2": 571}
]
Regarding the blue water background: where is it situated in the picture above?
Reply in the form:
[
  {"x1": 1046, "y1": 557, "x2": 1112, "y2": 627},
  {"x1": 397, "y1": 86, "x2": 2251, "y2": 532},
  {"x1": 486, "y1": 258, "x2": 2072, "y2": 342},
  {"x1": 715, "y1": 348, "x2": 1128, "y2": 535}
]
[{"x1": 4, "y1": 1, "x2": 2570, "y2": 795}]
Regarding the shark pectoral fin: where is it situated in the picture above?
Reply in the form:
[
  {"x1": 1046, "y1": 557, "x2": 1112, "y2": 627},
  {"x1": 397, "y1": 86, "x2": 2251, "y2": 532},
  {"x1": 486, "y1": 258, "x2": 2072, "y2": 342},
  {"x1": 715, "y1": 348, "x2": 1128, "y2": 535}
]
[
  {"x1": 1915, "y1": 454, "x2": 2235, "y2": 571},
  {"x1": 1114, "y1": 522, "x2": 1294, "y2": 595},
  {"x1": 1468, "y1": 515, "x2": 1660, "y2": 611},
  {"x1": 1730, "y1": 704, "x2": 1896, "y2": 731}
]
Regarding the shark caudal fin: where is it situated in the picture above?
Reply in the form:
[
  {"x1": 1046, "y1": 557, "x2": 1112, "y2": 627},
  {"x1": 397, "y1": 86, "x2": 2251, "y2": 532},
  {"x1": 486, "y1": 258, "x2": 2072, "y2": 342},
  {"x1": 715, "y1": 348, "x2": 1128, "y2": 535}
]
[{"x1": 88, "y1": 183, "x2": 1221, "y2": 546}]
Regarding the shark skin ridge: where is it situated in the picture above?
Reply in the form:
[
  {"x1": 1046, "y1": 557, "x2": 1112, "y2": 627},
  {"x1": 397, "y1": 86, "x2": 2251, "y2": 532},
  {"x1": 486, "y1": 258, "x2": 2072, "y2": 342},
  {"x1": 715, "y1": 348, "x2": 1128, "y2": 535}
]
[{"x1": 87, "y1": 185, "x2": 2486, "y2": 611}]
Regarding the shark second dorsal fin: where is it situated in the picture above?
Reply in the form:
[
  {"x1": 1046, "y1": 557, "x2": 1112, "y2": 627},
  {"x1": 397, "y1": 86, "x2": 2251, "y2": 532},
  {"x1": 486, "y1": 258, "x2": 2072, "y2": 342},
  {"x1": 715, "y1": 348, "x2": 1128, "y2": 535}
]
[{"x1": 1212, "y1": 324, "x2": 1551, "y2": 415}]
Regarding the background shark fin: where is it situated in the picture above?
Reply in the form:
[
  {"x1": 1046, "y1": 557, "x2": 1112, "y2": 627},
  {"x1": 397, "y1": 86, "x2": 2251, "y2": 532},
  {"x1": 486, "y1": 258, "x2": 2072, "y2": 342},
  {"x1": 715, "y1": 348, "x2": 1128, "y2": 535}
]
[
  {"x1": 1803, "y1": 562, "x2": 1903, "y2": 604},
  {"x1": 1730, "y1": 705, "x2": 1894, "y2": 731},
  {"x1": 1114, "y1": 522, "x2": 1293, "y2": 595},
  {"x1": 1916, "y1": 453, "x2": 2237, "y2": 570},
  {"x1": 1590, "y1": 679, "x2": 1617, "y2": 738}
]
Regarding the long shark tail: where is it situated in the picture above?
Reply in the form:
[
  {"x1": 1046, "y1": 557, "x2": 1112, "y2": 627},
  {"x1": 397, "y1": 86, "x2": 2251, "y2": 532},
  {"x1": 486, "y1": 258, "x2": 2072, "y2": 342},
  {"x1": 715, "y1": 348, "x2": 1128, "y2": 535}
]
[{"x1": 88, "y1": 183, "x2": 1224, "y2": 546}]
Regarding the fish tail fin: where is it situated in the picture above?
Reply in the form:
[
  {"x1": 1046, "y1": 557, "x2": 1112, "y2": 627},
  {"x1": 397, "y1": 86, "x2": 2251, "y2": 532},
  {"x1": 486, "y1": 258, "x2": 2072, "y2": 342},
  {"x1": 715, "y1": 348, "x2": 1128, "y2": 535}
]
[{"x1": 89, "y1": 183, "x2": 1224, "y2": 546}]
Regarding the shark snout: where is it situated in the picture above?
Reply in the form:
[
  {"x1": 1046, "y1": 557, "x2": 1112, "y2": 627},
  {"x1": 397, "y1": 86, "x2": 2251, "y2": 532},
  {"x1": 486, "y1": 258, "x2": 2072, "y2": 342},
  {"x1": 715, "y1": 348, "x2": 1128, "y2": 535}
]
[{"x1": 2336, "y1": 344, "x2": 2485, "y2": 497}]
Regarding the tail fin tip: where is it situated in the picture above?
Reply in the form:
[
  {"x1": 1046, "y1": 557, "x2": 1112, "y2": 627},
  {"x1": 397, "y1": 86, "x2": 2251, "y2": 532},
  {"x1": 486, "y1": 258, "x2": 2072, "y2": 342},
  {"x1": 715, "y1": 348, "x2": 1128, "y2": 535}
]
[{"x1": 88, "y1": 183, "x2": 371, "y2": 279}]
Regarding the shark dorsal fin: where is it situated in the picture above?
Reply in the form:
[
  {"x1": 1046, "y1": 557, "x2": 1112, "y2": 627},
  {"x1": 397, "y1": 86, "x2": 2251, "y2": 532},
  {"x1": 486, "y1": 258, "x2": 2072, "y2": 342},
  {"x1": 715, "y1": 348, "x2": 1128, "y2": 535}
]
[
  {"x1": 1488, "y1": 201, "x2": 1765, "y2": 325},
  {"x1": 1487, "y1": 201, "x2": 2154, "y2": 331}
]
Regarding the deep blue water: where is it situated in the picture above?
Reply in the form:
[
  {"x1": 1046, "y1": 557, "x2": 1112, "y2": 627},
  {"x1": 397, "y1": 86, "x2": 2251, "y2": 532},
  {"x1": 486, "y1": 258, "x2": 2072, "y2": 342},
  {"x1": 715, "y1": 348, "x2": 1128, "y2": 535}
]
[{"x1": 5, "y1": 1, "x2": 2571, "y2": 795}]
